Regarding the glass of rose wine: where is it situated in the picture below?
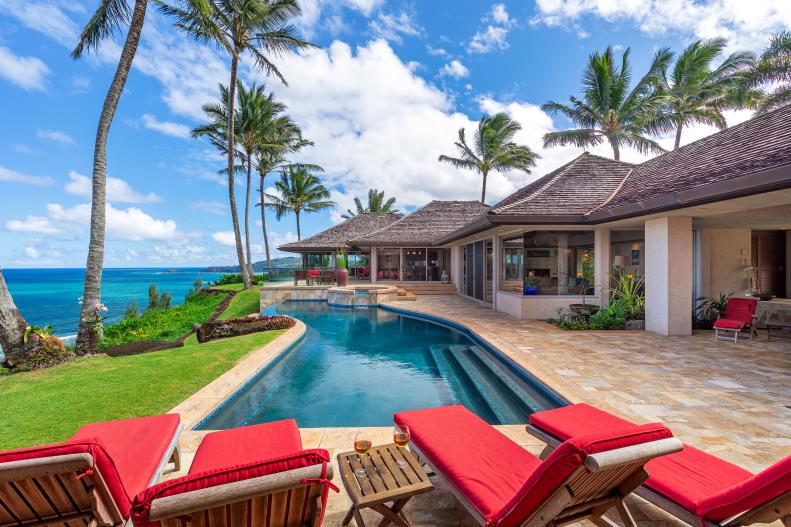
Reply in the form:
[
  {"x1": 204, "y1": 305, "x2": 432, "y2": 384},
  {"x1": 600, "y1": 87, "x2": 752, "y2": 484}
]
[
  {"x1": 353, "y1": 439, "x2": 372, "y2": 477},
  {"x1": 393, "y1": 424, "x2": 411, "y2": 468}
]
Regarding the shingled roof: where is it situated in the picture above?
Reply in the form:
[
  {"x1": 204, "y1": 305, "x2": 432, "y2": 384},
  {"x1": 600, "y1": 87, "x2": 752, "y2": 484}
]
[
  {"x1": 589, "y1": 104, "x2": 791, "y2": 221},
  {"x1": 490, "y1": 153, "x2": 633, "y2": 219},
  {"x1": 278, "y1": 212, "x2": 402, "y2": 252},
  {"x1": 350, "y1": 200, "x2": 492, "y2": 246}
]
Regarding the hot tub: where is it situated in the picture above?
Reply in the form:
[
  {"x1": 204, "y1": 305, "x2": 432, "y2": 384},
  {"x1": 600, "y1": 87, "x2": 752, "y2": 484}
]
[{"x1": 327, "y1": 285, "x2": 399, "y2": 307}]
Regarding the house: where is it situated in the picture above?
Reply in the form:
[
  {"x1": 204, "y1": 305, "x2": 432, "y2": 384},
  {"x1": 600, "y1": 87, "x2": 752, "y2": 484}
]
[{"x1": 280, "y1": 104, "x2": 791, "y2": 336}]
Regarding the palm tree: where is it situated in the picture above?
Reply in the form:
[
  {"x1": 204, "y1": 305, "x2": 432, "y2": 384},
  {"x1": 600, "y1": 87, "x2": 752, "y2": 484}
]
[
  {"x1": 742, "y1": 32, "x2": 791, "y2": 113},
  {"x1": 0, "y1": 266, "x2": 27, "y2": 367},
  {"x1": 266, "y1": 167, "x2": 333, "y2": 240},
  {"x1": 157, "y1": 0, "x2": 315, "y2": 289},
  {"x1": 341, "y1": 189, "x2": 399, "y2": 219},
  {"x1": 650, "y1": 39, "x2": 754, "y2": 149},
  {"x1": 438, "y1": 113, "x2": 539, "y2": 203},
  {"x1": 542, "y1": 47, "x2": 672, "y2": 161},
  {"x1": 72, "y1": 0, "x2": 151, "y2": 355}
]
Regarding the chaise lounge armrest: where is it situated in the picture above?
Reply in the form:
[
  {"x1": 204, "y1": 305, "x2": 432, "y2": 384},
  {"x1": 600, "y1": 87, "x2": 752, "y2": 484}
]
[{"x1": 584, "y1": 437, "x2": 683, "y2": 472}]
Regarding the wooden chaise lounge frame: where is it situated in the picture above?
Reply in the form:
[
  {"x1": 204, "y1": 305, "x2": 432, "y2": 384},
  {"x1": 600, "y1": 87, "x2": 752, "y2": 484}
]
[
  {"x1": 0, "y1": 429, "x2": 182, "y2": 527},
  {"x1": 411, "y1": 437, "x2": 683, "y2": 527},
  {"x1": 527, "y1": 425, "x2": 791, "y2": 527},
  {"x1": 145, "y1": 462, "x2": 334, "y2": 527}
]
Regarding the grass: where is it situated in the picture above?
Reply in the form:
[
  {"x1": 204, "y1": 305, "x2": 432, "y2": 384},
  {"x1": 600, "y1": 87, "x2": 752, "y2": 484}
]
[
  {"x1": 218, "y1": 287, "x2": 262, "y2": 320},
  {"x1": 0, "y1": 330, "x2": 285, "y2": 448},
  {"x1": 210, "y1": 283, "x2": 246, "y2": 292},
  {"x1": 100, "y1": 292, "x2": 225, "y2": 348}
]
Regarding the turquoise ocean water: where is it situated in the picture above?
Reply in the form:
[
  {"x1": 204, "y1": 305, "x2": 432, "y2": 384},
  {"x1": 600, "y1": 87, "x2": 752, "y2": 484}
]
[{"x1": 3, "y1": 268, "x2": 223, "y2": 341}]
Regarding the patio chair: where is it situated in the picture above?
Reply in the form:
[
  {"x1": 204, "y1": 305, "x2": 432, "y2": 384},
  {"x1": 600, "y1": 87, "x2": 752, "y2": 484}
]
[
  {"x1": 526, "y1": 403, "x2": 791, "y2": 527},
  {"x1": 394, "y1": 405, "x2": 682, "y2": 527},
  {"x1": 714, "y1": 298, "x2": 759, "y2": 343},
  {"x1": 294, "y1": 270, "x2": 308, "y2": 286},
  {"x1": 0, "y1": 413, "x2": 182, "y2": 527},
  {"x1": 308, "y1": 269, "x2": 320, "y2": 285},
  {"x1": 321, "y1": 270, "x2": 335, "y2": 285},
  {"x1": 131, "y1": 419, "x2": 337, "y2": 527}
]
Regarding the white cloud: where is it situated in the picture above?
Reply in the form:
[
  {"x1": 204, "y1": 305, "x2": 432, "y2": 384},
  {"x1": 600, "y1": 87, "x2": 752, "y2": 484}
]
[
  {"x1": 468, "y1": 25, "x2": 510, "y2": 54},
  {"x1": 532, "y1": 0, "x2": 791, "y2": 52},
  {"x1": 0, "y1": 46, "x2": 51, "y2": 90},
  {"x1": 5, "y1": 216, "x2": 60, "y2": 234},
  {"x1": 140, "y1": 113, "x2": 191, "y2": 138},
  {"x1": 426, "y1": 45, "x2": 448, "y2": 57},
  {"x1": 297, "y1": 0, "x2": 385, "y2": 35},
  {"x1": 44, "y1": 203, "x2": 183, "y2": 241},
  {"x1": 439, "y1": 59, "x2": 470, "y2": 79},
  {"x1": 369, "y1": 11, "x2": 423, "y2": 44},
  {"x1": 64, "y1": 170, "x2": 162, "y2": 203},
  {"x1": 0, "y1": 0, "x2": 78, "y2": 46},
  {"x1": 491, "y1": 3, "x2": 512, "y2": 25},
  {"x1": 212, "y1": 231, "x2": 237, "y2": 247},
  {"x1": 37, "y1": 129, "x2": 76, "y2": 145},
  {"x1": 24, "y1": 246, "x2": 39, "y2": 259},
  {"x1": 0, "y1": 165, "x2": 55, "y2": 186},
  {"x1": 190, "y1": 200, "x2": 227, "y2": 215},
  {"x1": 72, "y1": 76, "x2": 90, "y2": 91}
]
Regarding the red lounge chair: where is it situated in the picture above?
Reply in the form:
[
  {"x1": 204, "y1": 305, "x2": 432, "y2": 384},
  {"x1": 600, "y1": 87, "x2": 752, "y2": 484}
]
[
  {"x1": 526, "y1": 404, "x2": 791, "y2": 527},
  {"x1": 131, "y1": 419, "x2": 337, "y2": 527},
  {"x1": 713, "y1": 297, "x2": 759, "y2": 343},
  {"x1": 394, "y1": 405, "x2": 681, "y2": 527},
  {"x1": 0, "y1": 414, "x2": 182, "y2": 527}
]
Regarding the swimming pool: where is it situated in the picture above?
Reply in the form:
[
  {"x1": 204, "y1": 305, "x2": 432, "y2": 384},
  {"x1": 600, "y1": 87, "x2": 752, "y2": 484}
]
[{"x1": 197, "y1": 301, "x2": 563, "y2": 429}]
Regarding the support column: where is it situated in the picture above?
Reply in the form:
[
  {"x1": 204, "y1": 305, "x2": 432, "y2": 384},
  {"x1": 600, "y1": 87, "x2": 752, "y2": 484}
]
[
  {"x1": 370, "y1": 248, "x2": 378, "y2": 283},
  {"x1": 330, "y1": 252, "x2": 337, "y2": 269},
  {"x1": 399, "y1": 249, "x2": 404, "y2": 282},
  {"x1": 595, "y1": 228, "x2": 611, "y2": 307},
  {"x1": 492, "y1": 236, "x2": 501, "y2": 309},
  {"x1": 645, "y1": 217, "x2": 693, "y2": 336}
]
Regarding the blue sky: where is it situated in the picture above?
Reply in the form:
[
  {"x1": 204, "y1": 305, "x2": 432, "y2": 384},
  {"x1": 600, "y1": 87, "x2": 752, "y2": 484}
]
[{"x1": 0, "y1": 0, "x2": 789, "y2": 268}]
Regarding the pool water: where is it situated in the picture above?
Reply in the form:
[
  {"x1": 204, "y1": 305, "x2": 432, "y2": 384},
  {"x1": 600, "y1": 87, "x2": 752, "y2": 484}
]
[{"x1": 197, "y1": 302, "x2": 560, "y2": 429}]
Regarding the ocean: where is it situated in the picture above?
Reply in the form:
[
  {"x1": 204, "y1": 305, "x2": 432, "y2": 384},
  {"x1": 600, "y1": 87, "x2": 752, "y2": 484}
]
[{"x1": 3, "y1": 268, "x2": 224, "y2": 342}]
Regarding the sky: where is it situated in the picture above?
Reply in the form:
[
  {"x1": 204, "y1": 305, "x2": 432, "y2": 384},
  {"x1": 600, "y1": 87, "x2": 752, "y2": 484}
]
[{"x1": 0, "y1": 0, "x2": 789, "y2": 268}]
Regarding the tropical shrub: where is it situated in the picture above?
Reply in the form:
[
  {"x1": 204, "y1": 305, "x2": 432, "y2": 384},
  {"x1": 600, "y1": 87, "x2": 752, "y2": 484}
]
[
  {"x1": 185, "y1": 278, "x2": 205, "y2": 301},
  {"x1": 124, "y1": 299, "x2": 139, "y2": 319},
  {"x1": 610, "y1": 268, "x2": 646, "y2": 319},
  {"x1": 589, "y1": 299, "x2": 630, "y2": 330},
  {"x1": 147, "y1": 284, "x2": 172, "y2": 310},
  {"x1": 197, "y1": 314, "x2": 295, "y2": 343},
  {"x1": 695, "y1": 292, "x2": 731, "y2": 328},
  {"x1": 549, "y1": 308, "x2": 590, "y2": 330},
  {"x1": 212, "y1": 273, "x2": 264, "y2": 286},
  {"x1": 9, "y1": 325, "x2": 74, "y2": 372}
]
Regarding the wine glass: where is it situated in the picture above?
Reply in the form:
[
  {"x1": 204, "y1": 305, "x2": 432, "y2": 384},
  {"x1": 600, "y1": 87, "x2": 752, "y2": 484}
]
[
  {"x1": 353, "y1": 439, "x2": 372, "y2": 477},
  {"x1": 393, "y1": 424, "x2": 410, "y2": 468}
]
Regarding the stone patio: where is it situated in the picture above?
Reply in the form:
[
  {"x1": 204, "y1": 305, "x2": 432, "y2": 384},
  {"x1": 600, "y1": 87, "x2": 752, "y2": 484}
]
[{"x1": 171, "y1": 295, "x2": 790, "y2": 527}]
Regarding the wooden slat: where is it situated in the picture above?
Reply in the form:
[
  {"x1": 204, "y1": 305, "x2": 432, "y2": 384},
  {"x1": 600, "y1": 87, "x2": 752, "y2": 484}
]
[
  {"x1": 0, "y1": 482, "x2": 36, "y2": 523},
  {"x1": 249, "y1": 496, "x2": 266, "y2": 527},
  {"x1": 0, "y1": 498, "x2": 18, "y2": 526},
  {"x1": 346, "y1": 457, "x2": 374, "y2": 497},
  {"x1": 358, "y1": 456, "x2": 386, "y2": 493},
  {"x1": 389, "y1": 446, "x2": 425, "y2": 484},
  {"x1": 228, "y1": 501, "x2": 247, "y2": 527},
  {"x1": 269, "y1": 491, "x2": 288, "y2": 526},
  {"x1": 207, "y1": 506, "x2": 226, "y2": 527},
  {"x1": 54, "y1": 476, "x2": 90, "y2": 512},
  {"x1": 33, "y1": 476, "x2": 73, "y2": 521},
  {"x1": 378, "y1": 449, "x2": 409, "y2": 488},
  {"x1": 368, "y1": 452, "x2": 397, "y2": 491},
  {"x1": 161, "y1": 517, "x2": 181, "y2": 527},
  {"x1": 285, "y1": 487, "x2": 306, "y2": 527},
  {"x1": 15, "y1": 480, "x2": 55, "y2": 521}
]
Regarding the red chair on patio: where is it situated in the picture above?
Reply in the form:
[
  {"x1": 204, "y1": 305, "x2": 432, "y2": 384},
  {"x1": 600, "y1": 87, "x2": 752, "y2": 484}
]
[
  {"x1": 713, "y1": 297, "x2": 759, "y2": 343},
  {"x1": 395, "y1": 405, "x2": 681, "y2": 527},
  {"x1": 131, "y1": 419, "x2": 336, "y2": 527},
  {"x1": 0, "y1": 414, "x2": 182, "y2": 527},
  {"x1": 308, "y1": 269, "x2": 320, "y2": 285},
  {"x1": 527, "y1": 403, "x2": 791, "y2": 527}
]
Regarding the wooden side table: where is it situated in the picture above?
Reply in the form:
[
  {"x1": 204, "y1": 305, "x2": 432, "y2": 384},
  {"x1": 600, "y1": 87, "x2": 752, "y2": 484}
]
[{"x1": 337, "y1": 443, "x2": 434, "y2": 527}]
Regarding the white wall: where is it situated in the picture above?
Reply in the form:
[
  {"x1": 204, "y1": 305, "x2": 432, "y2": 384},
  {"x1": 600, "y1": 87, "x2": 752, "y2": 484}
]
[
  {"x1": 495, "y1": 292, "x2": 599, "y2": 320},
  {"x1": 699, "y1": 229, "x2": 752, "y2": 298},
  {"x1": 645, "y1": 217, "x2": 693, "y2": 336}
]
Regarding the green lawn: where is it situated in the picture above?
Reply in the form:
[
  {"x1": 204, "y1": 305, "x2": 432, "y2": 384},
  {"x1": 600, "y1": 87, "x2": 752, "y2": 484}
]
[
  {"x1": 0, "y1": 330, "x2": 284, "y2": 448},
  {"x1": 100, "y1": 292, "x2": 225, "y2": 348},
  {"x1": 218, "y1": 287, "x2": 262, "y2": 320},
  {"x1": 210, "y1": 283, "x2": 246, "y2": 292}
]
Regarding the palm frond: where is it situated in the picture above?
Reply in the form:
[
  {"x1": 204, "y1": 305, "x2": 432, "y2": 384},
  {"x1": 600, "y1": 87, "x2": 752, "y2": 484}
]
[{"x1": 72, "y1": 0, "x2": 131, "y2": 58}]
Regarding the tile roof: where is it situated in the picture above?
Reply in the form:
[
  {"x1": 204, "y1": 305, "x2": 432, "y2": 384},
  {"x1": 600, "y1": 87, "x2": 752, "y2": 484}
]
[
  {"x1": 278, "y1": 212, "x2": 402, "y2": 252},
  {"x1": 489, "y1": 153, "x2": 633, "y2": 217},
  {"x1": 350, "y1": 200, "x2": 492, "y2": 246},
  {"x1": 593, "y1": 104, "x2": 791, "y2": 216}
]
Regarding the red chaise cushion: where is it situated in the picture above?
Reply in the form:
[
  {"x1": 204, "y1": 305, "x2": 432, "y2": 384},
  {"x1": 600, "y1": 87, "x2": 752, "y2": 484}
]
[
  {"x1": 713, "y1": 319, "x2": 745, "y2": 330},
  {"x1": 188, "y1": 419, "x2": 303, "y2": 474},
  {"x1": 395, "y1": 405, "x2": 542, "y2": 522},
  {"x1": 529, "y1": 403, "x2": 633, "y2": 441},
  {"x1": 723, "y1": 298, "x2": 758, "y2": 325}
]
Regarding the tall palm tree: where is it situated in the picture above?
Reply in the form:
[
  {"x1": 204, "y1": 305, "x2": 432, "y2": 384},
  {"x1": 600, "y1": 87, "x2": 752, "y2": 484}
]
[
  {"x1": 254, "y1": 116, "x2": 312, "y2": 274},
  {"x1": 0, "y1": 266, "x2": 27, "y2": 367},
  {"x1": 73, "y1": 0, "x2": 151, "y2": 355},
  {"x1": 341, "y1": 189, "x2": 399, "y2": 219},
  {"x1": 438, "y1": 113, "x2": 539, "y2": 203},
  {"x1": 157, "y1": 0, "x2": 315, "y2": 289},
  {"x1": 743, "y1": 32, "x2": 791, "y2": 113},
  {"x1": 650, "y1": 39, "x2": 754, "y2": 149},
  {"x1": 542, "y1": 47, "x2": 672, "y2": 161},
  {"x1": 266, "y1": 167, "x2": 333, "y2": 240}
]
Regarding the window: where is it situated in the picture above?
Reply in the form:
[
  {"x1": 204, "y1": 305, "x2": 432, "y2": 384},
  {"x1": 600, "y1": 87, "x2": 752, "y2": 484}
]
[
  {"x1": 376, "y1": 248, "x2": 400, "y2": 280},
  {"x1": 428, "y1": 249, "x2": 451, "y2": 281},
  {"x1": 305, "y1": 252, "x2": 331, "y2": 269},
  {"x1": 403, "y1": 248, "x2": 427, "y2": 281},
  {"x1": 499, "y1": 234, "x2": 524, "y2": 293}
]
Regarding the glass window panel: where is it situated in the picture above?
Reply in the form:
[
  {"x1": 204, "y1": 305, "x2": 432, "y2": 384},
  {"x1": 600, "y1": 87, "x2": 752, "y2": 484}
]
[
  {"x1": 427, "y1": 249, "x2": 450, "y2": 281},
  {"x1": 403, "y1": 248, "x2": 427, "y2": 281},
  {"x1": 499, "y1": 234, "x2": 524, "y2": 293},
  {"x1": 376, "y1": 248, "x2": 400, "y2": 280},
  {"x1": 521, "y1": 231, "x2": 595, "y2": 296}
]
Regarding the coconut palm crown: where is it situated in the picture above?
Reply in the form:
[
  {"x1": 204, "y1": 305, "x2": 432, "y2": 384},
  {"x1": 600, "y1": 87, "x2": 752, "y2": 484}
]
[
  {"x1": 542, "y1": 46, "x2": 672, "y2": 161},
  {"x1": 438, "y1": 113, "x2": 539, "y2": 203},
  {"x1": 341, "y1": 189, "x2": 399, "y2": 220},
  {"x1": 744, "y1": 32, "x2": 791, "y2": 113},
  {"x1": 265, "y1": 167, "x2": 333, "y2": 240}
]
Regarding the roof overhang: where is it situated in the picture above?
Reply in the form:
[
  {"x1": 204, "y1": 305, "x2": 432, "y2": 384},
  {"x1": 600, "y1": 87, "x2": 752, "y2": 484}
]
[
  {"x1": 436, "y1": 213, "x2": 588, "y2": 245},
  {"x1": 586, "y1": 163, "x2": 791, "y2": 223}
]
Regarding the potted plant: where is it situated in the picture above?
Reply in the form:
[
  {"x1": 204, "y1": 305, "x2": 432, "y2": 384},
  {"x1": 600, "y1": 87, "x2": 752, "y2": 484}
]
[
  {"x1": 334, "y1": 249, "x2": 349, "y2": 287},
  {"x1": 523, "y1": 273, "x2": 540, "y2": 295},
  {"x1": 610, "y1": 267, "x2": 645, "y2": 329}
]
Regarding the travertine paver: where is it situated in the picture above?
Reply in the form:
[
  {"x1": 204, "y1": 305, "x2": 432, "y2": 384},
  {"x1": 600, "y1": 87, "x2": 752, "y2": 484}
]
[{"x1": 171, "y1": 295, "x2": 790, "y2": 527}]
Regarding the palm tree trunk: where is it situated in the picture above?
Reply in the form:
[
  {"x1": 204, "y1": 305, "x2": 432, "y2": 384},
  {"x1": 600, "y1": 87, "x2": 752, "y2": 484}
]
[
  {"x1": 674, "y1": 123, "x2": 683, "y2": 150},
  {"x1": 76, "y1": 0, "x2": 148, "y2": 355},
  {"x1": 244, "y1": 154, "x2": 253, "y2": 280},
  {"x1": 611, "y1": 139, "x2": 621, "y2": 161},
  {"x1": 259, "y1": 170, "x2": 273, "y2": 276},
  {"x1": 227, "y1": 56, "x2": 251, "y2": 290},
  {"x1": 0, "y1": 266, "x2": 27, "y2": 367},
  {"x1": 480, "y1": 169, "x2": 488, "y2": 203},
  {"x1": 296, "y1": 211, "x2": 301, "y2": 241}
]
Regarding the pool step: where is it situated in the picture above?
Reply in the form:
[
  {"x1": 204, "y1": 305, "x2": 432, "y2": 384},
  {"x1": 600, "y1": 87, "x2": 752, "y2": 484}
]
[
  {"x1": 447, "y1": 345, "x2": 532, "y2": 424},
  {"x1": 394, "y1": 288, "x2": 417, "y2": 301},
  {"x1": 465, "y1": 346, "x2": 546, "y2": 413},
  {"x1": 427, "y1": 345, "x2": 499, "y2": 424}
]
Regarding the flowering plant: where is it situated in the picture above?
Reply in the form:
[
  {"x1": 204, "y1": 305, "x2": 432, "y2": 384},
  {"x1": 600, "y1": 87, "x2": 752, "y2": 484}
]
[{"x1": 83, "y1": 302, "x2": 109, "y2": 334}]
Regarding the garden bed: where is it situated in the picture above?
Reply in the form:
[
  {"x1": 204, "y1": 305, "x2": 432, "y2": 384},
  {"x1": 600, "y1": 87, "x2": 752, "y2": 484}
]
[{"x1": 197, "y1": 314, "x2": 296, "y2": 343}]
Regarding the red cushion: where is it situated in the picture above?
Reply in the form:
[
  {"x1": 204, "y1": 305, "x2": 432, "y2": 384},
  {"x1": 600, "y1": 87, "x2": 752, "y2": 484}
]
[
  {"x1": 188, "y1": 419, "x2": 302, "y2": 474},
  {"x1": 131, "y1": 449, "x2": 330, "y2": 527},
  {"x1": 395, "y1": 405, "x2": 542, "y2": 522},
  {"x1": 723, "y1": 298, "x2": 758, "y2": 324},
  {"x1": 529, "y1": 405, "x2": 755, "y2": 514},
  {"x1": 698, "y1": 455, "x2": 791, "y2": 521},
  {"x1": 714, "y1": 319, "x2": 745, "y2": 330}
]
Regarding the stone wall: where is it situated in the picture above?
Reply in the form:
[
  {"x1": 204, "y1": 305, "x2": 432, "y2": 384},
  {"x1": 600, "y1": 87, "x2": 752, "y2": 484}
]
[{"x1": 259, "y1": 286, "x2": 329, "y2": 309}]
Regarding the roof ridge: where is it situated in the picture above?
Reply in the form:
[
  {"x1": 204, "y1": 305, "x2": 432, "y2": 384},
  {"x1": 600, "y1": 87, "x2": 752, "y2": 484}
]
[
  {"x1": 587, "y1": 168, "x2": 634, "y2": 215},
  {"x1": 493, "y1": 155, "x2": 582, "y2": 213}
]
